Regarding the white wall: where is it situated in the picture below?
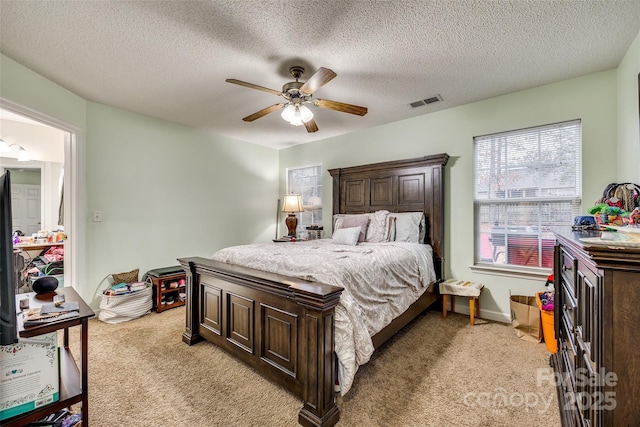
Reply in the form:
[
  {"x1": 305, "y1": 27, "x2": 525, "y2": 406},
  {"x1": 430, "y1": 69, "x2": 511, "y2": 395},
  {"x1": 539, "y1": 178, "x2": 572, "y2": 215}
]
[
  {"x1": 0, "y1": 118, "x2": 65, "y2": 163},
  {"x1": 617, "y1": 29, "x2": 640, "y2": 183},
  {"x1": 280, "y1": 70, "x2": 619, "y2": 321}
]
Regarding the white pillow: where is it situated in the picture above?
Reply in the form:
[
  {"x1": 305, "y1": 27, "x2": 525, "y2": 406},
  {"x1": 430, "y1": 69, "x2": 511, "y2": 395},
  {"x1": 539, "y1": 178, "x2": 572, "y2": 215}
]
[
  {"x1": 390, "y1": 212, "x2": 425, "y2": 243},
  {"x1": 331, "y1": 226, "x2": 361, "y2": 246}
]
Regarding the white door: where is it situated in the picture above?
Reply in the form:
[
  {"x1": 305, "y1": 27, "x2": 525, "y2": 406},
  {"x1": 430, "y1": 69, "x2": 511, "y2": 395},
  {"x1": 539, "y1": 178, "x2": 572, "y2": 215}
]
[{"x1": 11, "y1": 184, "x2": 41, "y2": 236}]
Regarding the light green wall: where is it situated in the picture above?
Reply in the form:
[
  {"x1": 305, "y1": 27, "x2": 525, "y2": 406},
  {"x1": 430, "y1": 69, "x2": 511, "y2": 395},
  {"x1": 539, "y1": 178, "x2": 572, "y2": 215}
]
[
  {"x1": 85, "y1": 103, "x2": 278, "y2": 305},
  {"x1": 0, "y1": 55, "x2": 86, "y2": 129},
  {"x1": 280, "y1": 70, "x2": 619, "y2": 321},
  {"x1": 5, "y1": 168, "x2": 40, "y2": 185},
  {"x1": 4, "y1": 29, "x2": 635, "y2": 317},
  {"x1": 1, "y1": 53, "x2": 279, "y2": 307},
  {"x1": 617, "y1": 30, "x2": 640, "y2": 183}
]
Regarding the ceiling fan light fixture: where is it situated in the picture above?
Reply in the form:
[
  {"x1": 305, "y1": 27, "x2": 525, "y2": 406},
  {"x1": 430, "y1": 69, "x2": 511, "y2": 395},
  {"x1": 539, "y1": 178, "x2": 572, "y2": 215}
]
[
  {"x1": 227, "y1": 65, "x2": 365, "y2": 132},
  {"x1": 281, "y1": 104, "x2": 313, "y2": 126},
  {"x1": 281, "y1": 104, "x2": 296, "y2": 122},
  {"x1": 17, "y1": 146, "x2": 31, "y2": 162},
  {"x1": 299, "y1": 105, "x2": 314, "y2": 123},
  {"x1": 289, "y1": 116, "x2": 304, "y2": 126}
]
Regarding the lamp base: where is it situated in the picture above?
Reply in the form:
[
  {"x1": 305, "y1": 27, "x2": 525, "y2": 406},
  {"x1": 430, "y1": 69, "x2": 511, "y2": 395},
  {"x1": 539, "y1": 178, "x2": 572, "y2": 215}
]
[{"x1": 285, "y1": 213, "x2": 298, "y2": 237}]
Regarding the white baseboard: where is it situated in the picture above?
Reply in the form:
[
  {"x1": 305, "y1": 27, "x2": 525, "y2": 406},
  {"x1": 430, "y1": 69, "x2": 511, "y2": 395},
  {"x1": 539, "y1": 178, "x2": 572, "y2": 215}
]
[{"x1": 448, "y1": 303, "x2": 511, "y2": 324}]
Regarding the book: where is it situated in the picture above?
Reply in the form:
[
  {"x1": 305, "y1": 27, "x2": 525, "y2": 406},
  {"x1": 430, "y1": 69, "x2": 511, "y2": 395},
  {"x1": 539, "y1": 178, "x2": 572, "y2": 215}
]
[
  {"x1": 105, "y1": 286, "x2": 131, "y2": 296},
  {"x1": 581, "y1": 230, "x2": 640, "y2": 247},
  {"x1": 129, "y1": 282, "x2": 147, "y2": 292},
  {"x1": 23, "y1": 308, "x2": 79, "y2": 327},
  {"x1": 40, "y1": 301, "x2": 80, "y2": 314}
]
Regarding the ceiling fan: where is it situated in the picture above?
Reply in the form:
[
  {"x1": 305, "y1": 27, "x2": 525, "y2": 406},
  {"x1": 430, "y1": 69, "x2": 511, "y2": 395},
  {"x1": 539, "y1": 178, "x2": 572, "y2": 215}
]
[{"x1": 226, "y1": 66, "x2": 367, "y2": 133}]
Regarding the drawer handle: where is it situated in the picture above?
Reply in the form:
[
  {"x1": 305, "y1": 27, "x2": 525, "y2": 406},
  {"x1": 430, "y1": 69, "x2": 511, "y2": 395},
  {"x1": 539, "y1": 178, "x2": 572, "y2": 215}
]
[
  {"x1": 562, "y1": 264, "x2": 572, "y2": 272},
  {"x1": 563, "y1": 304, "x2": 574, "y2": 311}
]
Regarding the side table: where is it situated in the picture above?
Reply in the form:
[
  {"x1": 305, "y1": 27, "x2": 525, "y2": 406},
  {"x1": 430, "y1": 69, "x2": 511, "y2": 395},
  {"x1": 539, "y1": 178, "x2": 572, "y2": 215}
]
[
  {"x1": 4, "y1": 287, "x2": 94, "y2": 427},
  {"x1": 440, "y1": 279, "x2": 484, "y2": 325}
]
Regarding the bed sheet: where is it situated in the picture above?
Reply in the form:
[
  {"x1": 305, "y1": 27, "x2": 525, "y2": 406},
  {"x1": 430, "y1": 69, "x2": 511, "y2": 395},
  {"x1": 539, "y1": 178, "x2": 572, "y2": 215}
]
[{"x1": 211, "y1": 239, "x2": 436, "y2": 395}]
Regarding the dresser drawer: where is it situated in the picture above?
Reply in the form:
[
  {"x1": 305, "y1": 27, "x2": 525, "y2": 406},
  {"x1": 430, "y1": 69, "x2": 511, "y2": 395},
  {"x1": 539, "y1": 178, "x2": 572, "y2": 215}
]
[
  {"x1": 561, "y1": 314, "x2": 576, "y2": 375},
  {"x1": 561, "y1": 282, "x2": 577, "y2": 327},
  {"x1": 558, "y1": 370, "x2": 579, "y2": 426},
  {"x1": 560, "y1": 247, "x2": 577, "y2": 297}
]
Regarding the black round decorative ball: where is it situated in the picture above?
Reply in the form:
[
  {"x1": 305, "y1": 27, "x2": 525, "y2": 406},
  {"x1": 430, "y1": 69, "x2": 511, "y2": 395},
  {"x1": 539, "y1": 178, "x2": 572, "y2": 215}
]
[{"x1": 32, "y1": 276, "x2": 59, "y2": 294}]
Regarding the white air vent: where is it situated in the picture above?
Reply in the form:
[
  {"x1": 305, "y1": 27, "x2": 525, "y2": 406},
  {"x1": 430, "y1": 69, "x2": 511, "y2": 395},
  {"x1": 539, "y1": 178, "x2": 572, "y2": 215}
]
[{"x1": 409, "y1": 95, "x2": 443, "y2": 108}]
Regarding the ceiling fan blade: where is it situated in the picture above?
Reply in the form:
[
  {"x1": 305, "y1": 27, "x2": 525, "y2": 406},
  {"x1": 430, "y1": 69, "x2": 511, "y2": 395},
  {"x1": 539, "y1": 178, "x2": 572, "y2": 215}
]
[
  {"x1": 314, "y1": 99, "x2": 368, "y2": 116},
  {"x1": 304, "y1": 119, "x2": 319, "y2": 133},
  {"x1": 299, "y1": 67, "x2": 337, "y2": 95},
  {"x1": 226, "y1": 79, "x2": 282, "y2": 96},
  {"x1": 242, "y1": 103, "x2": 286, "y2": 122}
]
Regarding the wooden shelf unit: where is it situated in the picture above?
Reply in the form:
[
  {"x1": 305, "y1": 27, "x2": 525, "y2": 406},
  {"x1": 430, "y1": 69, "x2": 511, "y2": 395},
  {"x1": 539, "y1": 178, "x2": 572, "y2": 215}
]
[
  {"x1": 150, "y1": 272, "x2": 186, "y2": 313},
  {"x1": 4, "y1": 287, "x2": 94, "y2": 427}
]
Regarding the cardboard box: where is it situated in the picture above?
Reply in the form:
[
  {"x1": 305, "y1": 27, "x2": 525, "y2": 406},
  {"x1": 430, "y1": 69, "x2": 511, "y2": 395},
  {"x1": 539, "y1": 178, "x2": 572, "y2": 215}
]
[{"x1": 0, "y1": 332, "x2": 59, "y2": 421}]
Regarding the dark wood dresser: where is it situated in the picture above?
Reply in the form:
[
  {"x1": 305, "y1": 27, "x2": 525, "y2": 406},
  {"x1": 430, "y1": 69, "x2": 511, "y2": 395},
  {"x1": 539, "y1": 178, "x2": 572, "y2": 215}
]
[{"x1": 552, "y1": 229, "x2": 640, "y2": 426}]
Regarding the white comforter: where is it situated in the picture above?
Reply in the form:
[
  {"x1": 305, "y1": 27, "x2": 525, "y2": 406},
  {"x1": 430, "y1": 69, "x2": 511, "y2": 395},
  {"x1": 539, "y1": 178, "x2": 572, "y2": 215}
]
[{"x1": 211, "y1": 239, "x2": 436, "y2": 395}]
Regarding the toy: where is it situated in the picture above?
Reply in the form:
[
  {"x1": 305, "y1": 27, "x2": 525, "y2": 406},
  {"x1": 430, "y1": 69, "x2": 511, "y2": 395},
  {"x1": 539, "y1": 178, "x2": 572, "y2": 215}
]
[{"x1": 540, "y1": 290, "x2": 554, "y2": 311}]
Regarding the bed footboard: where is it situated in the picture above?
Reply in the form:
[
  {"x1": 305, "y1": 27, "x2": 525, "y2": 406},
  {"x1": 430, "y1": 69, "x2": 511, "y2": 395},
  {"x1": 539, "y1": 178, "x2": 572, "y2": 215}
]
[{"x1": 179, "y1": 257, "x2": 344, "y2": 427}]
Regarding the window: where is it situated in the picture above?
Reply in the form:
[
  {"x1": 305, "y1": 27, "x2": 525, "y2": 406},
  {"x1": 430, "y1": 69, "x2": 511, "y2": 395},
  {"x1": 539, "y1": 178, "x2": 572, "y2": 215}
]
[
  {"x1": 474, "y1": 120, "x2": 581, "y2": 270},
  {"x1": 287, "y1": 164, "x2": 322, "y2": 231}
]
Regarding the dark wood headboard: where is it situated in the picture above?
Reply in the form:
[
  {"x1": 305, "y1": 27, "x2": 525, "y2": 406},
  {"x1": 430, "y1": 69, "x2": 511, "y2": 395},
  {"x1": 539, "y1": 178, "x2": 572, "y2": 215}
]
[{"x1": 328, "y1": 153, "x2": 449, "y2": 280}]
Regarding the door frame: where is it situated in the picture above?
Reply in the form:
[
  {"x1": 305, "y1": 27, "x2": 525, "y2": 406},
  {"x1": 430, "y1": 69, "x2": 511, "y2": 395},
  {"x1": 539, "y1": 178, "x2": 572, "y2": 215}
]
[{"x1": 1, "y1": 97, "x2": 84, "y2": 294}]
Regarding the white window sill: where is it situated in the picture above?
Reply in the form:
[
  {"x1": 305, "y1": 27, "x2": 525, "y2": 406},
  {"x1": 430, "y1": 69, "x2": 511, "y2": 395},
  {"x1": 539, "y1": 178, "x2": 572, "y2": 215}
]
[{"x1": 470, "y1": 263, "x2": 552, "y2": 281}]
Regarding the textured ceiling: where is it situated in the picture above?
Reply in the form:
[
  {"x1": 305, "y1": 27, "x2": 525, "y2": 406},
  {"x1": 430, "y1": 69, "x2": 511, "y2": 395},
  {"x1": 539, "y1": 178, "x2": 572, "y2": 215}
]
[{"x1": 1, "y1": 1, "x2": 639, "y2": 150}]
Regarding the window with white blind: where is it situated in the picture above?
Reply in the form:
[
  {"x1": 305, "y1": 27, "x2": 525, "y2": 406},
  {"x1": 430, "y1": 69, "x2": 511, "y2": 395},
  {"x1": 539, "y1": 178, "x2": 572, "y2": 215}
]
[
  {"x1": 286, "y1": 164, "x2": 323, "y2": 231},
  {"x1": 474, "y1": 120, "x2": 581, "y2": 270}
]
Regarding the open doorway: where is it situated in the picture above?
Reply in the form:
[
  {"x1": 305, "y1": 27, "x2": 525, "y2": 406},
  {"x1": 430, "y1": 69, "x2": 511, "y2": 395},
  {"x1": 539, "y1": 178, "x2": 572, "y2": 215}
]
[{"x1": 0, "y1": 103, "x2": 77, "y2": 293}]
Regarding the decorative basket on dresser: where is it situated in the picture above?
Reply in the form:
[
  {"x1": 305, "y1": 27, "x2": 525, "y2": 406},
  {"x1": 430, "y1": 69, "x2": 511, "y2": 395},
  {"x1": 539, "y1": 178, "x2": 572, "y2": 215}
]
[{"x1": 552, "y1": 229, "x2": 640, "y2": 426}]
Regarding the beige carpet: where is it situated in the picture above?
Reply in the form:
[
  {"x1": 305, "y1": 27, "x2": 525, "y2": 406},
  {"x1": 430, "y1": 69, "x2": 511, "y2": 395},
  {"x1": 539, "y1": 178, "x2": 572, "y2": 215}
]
[{"x1": 68, "y1": 307, "x2": 561, "y2": 427}]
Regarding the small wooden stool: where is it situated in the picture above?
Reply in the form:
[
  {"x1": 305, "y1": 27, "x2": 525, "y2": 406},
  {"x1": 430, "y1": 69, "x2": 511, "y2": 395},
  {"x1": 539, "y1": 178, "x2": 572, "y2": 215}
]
[{"x1": 439, "y1": 279, "x2": 484, "y2": 325}]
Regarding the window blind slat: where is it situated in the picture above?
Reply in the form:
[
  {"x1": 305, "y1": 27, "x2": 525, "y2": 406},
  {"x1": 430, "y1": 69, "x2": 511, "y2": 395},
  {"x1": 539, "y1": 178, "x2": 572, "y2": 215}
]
[{"x1": 474, "y1": 120, "x2": 581, "y2": 269}]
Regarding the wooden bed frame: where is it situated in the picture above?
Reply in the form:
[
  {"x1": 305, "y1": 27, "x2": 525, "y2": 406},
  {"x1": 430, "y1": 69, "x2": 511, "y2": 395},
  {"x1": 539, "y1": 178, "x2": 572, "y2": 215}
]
[{"x1": 178, "y1": 153, "x2": 448, "y2": 427}]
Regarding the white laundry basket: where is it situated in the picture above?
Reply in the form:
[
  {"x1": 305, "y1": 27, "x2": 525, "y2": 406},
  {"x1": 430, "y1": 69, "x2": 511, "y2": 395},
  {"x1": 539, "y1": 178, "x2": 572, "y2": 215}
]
[{"x1": 97, "y1": 274, "x2": 153, "y2": 324}]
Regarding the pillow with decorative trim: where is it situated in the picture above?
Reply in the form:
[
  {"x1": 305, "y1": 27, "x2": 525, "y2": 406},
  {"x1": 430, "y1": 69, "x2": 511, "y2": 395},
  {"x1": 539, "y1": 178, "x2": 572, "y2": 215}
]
[
  {"x1": 365, "y1": 210, "x2": 391, "y2": 242},
  {"x1": 331, "y1": 226, "x2": 361, "y2": 246},
  {"x1": 335, "y1": 215, "x2": 370, "y2": 243}
]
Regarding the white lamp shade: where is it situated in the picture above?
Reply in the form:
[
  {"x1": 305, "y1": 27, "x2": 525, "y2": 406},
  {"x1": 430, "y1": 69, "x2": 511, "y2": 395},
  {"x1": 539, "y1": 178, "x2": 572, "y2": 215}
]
[
  {"x1": 282, "y1": 194, "x2": 304, "y2": 213},
  {"x1": 281, "y1": 104, "x2": 313, "y2": 126},
  {"x1": 299, "y1": 105, "x2": 314, "y2": 123},
  {"x1": 0, "y1": 138, "x2": 9, "y2": 152},
  {"x1": 289, "y1": 115, "x2": 304, "y2": 126},
  {"x1": 281, "y1": 105, "x2": 296, "y2": 122}
]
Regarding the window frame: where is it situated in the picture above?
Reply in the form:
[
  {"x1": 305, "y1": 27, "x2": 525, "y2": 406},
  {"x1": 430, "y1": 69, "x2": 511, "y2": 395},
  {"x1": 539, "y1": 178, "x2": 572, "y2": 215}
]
[
  {"x1": 473, "y1": 120, "x2": 582, "y2": 274},
  {"x1": 286, "y1": 163, "x2": 323, "y2": 231}
]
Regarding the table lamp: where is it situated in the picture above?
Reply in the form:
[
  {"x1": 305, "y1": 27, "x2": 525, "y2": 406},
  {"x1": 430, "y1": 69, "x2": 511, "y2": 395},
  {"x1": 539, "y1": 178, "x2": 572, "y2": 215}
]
[{"x1": 282, "y1": 194, "x2": 304, "y2": 237}]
